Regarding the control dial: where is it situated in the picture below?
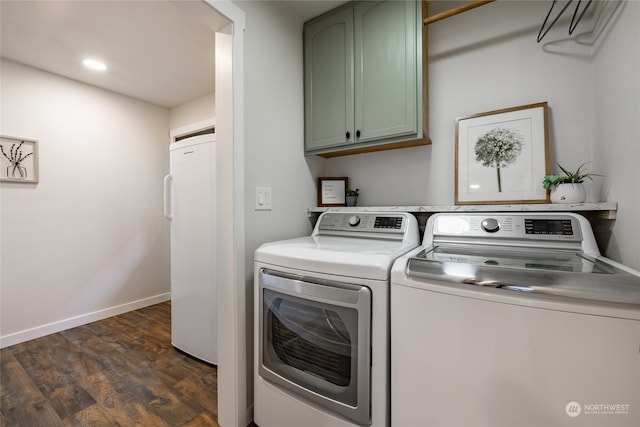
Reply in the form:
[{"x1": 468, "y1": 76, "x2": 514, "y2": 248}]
[
  {"x1": 481, "y1": 218, "x2": 501, "y2": 233},
  {"x1": 348, "y1": 215, "x2": 361, "y2": 227}
]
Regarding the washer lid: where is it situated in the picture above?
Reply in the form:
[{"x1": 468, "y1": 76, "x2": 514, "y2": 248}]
[
  {"x1": 406, "y1": 245, "x2": 640, "y2": 305},
  {"x1": 256, "y1": 235, "x2": 418, "y2": 280}
]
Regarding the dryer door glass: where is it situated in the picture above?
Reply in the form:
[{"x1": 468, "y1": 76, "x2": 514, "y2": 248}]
[{"x1": 269, "y1": 297, "x2": 353, "y2": 386}]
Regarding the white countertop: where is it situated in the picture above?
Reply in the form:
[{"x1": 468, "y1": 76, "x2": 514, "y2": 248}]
[{"x1": 308, "y1": 202, "x2": 618, "y2": 219}]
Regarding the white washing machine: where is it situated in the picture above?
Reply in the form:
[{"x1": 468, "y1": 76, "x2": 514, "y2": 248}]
[
  {"x1": 254, "y1": 211, "x2": 419, "y2": 427},
  {"x1": 391, "y1": 212, "x2": 640, "y2": 427}
]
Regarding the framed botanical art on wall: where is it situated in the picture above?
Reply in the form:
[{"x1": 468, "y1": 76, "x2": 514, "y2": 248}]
[
  {"x1": 455, "y1": 102, "x2": 550, "y2": 205},
  {"x1": 0, "y1": 135, "x2": 39, "y2": 184}
]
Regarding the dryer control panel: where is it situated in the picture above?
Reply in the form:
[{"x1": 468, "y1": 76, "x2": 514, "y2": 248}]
[{"x1": 315, "y1": 212, "x2": 418, "y2": 242}]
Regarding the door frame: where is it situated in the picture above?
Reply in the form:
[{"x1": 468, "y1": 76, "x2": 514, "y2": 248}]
[{"x1": 203, "y1": 1, "x2": 247, "y2": 426}]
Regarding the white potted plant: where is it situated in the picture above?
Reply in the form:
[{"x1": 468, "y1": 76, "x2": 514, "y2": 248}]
[
  {"x1": 542, "y1": 162, "x2": 601, "y2": 203},
  {"x1": 346, "y1": 188, "x2": 359, "y2": 206}
]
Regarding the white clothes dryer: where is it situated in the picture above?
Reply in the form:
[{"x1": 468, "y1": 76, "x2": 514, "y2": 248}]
[{"x1": 254, "y1": 211, "x2": 419, "y2": 427}]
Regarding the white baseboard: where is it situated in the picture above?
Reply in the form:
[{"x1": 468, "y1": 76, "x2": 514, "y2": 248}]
[{"x1": 0, "y1": 293, "x2": 171, "y2": 349}]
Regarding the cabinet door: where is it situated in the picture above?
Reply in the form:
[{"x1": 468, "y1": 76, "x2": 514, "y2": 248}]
[
  {"x1": 304, "y1": 7, "x2": 354, "y2": 152},
  {"x1": 355, "y1": 1, "x2": 417, "y2": 142}
]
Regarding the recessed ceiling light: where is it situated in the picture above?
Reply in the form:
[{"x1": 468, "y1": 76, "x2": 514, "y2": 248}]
[{"x1": 83, "y1": 58, "x2": 107, "y2": 71}]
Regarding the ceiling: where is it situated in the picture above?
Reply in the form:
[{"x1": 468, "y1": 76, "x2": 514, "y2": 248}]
[{"x1": 0, "y1": 0, "x2": 347, "y2": 109}]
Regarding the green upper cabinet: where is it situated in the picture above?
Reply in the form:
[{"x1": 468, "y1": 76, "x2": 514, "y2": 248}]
[
  {"x1": 304, "y1": 0, "x2": 425, "y2": 157},
  {"x1": 304, "y1": 7, "x2": 354, "y2": 152}
]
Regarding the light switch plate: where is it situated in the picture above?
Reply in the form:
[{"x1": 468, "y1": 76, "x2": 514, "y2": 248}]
[{"x1": 255, "y1": 187, "x2": 272, "y2": 210}]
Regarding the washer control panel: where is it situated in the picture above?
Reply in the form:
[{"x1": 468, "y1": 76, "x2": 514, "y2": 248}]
[{"x1": 431, "y1": 213, "x2": 583, "y2": 243}]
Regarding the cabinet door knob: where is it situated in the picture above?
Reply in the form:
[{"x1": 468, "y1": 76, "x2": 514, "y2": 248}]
[
  {"x1": 346, "y1": 131, "x2": 351, "y2": 140},
  {"x1": 356, "y1": 130, "x2": 361, "y2": 138}
]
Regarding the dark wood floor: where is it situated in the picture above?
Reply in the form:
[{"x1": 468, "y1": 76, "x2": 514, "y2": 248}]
[{"x1": 1, "y1": 301, "x2": 219, "y2": 426}]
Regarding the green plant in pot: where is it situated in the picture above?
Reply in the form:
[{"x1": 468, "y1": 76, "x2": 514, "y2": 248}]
[
  {"x1": 346, "y1": 188, "x2": 359, "y2": 207},
  {"x1": 542, "y1": 162, "x2": 602, "y2": 203}
]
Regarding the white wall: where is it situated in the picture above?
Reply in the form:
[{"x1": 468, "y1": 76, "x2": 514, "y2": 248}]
[
  {"x1": 322, "y1": 1, "x2": 640, "y2": 269},
  {"x1": 0, "y1": 59, "x2": 171, "y2": 346},
  {"x1": 239, "y1": 0, "x2": 324, "y2": 275},
  {"x1": 234, "y1": 0, "x2": 324, "y2": 418},
  {"x1": 592, "y1": 1, "x2": 640, "y2": 270},
  {"x1": 169, "y1": 91, "x2": 215, "y2": 131},
  {"x1": 241, "y1": 1, "x2": 323, "y2": 258}
]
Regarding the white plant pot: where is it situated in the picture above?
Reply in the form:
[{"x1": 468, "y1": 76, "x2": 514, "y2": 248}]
[{"x1": 550, "y1": 183, "x2": 586, "y2": 203}]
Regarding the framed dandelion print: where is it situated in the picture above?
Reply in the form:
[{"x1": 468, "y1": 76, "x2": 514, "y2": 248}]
[
  {"x1": 455, "y1": 102, "x2": 549, "y2": 205},
  {"x1": 1, "y1": 135, "x2": 39, "y2": 184}
]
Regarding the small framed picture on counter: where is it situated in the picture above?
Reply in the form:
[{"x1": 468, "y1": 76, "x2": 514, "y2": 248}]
[{"x1": 318, "y1": 177, "x2": 348, "y2": 207}]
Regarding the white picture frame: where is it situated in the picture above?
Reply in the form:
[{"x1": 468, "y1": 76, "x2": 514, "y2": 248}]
[{"x1": 0, "y1": 135, "x2": 39, "y2": 184}]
